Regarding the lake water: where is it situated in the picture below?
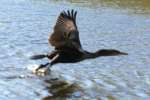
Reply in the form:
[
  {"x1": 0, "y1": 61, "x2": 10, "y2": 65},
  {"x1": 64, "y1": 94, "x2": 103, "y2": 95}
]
[{"x1": 0, "y1": 0, "x2": 150, "y2": 100}]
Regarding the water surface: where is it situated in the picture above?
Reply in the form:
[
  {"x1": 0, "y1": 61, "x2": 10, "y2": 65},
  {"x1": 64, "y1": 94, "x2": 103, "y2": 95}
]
[{"x1": 0, "y1": 0, "x2": 150, "y2": 100}]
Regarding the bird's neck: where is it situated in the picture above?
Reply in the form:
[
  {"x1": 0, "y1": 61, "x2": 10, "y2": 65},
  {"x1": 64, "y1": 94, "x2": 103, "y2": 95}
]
[
  {"x1": 84, "y1": 51, "x2": 100, "y2": 59},
  {"x1": 83, "y1": 49, "x2": 127, "y2": 59}
]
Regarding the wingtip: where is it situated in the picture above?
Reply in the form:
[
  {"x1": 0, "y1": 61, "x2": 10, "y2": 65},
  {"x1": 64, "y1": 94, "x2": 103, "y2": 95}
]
[
  {"x1": 60, "y1": 10, "x2": 66, "y2": 17},
  {"x1": 60, "y1": 9, "x2": 77, "y2": 19}
]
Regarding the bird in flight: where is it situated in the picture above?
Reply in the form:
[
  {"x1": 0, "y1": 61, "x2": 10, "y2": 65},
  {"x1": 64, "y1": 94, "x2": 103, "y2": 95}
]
[{"x1": 31, "y1": 9, "x2": 127, "y2": 71}]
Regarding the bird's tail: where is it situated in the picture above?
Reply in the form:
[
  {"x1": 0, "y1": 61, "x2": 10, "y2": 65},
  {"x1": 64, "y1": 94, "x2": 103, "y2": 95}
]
[{"x1": 30, "y1": 54, "x2": 48, "y2": 60}]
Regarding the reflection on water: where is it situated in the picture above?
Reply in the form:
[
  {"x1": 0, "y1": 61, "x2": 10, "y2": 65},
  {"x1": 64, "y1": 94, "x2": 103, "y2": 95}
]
[{"x1": 43, "y1": 79, "x2": 82, "y2": 100}]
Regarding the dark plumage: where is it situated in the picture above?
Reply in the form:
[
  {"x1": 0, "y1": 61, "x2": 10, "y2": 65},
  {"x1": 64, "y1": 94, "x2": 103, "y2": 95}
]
[{"x1": 30, "y1": 10, "x2": 128, "y2": 71}]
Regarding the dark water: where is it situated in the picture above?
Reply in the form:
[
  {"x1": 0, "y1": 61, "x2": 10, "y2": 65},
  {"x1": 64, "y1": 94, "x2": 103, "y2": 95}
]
[{"x1": 0, "y1": 0, "x2": 150, "y2": 100}]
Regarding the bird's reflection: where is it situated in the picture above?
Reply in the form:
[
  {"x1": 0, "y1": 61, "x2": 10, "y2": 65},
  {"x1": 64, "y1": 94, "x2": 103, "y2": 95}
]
[{"x1": 42, "y1": 76, "x2": 82, "y2": 100}]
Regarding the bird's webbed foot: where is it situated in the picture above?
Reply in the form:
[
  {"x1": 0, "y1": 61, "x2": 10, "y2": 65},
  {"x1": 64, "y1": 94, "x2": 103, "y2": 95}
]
[
  {"x1": 35, "y1": 63, "x2": 48, "y2": 71},
  {"x1": 35, "y1": 63, "x2": 51, "y2": 75}
]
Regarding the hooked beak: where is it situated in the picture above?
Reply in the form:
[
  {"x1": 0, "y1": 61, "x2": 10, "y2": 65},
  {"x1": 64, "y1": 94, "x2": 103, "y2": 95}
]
[{"x1": 119, "y1": 52, "x2": 128, "y2": 55}]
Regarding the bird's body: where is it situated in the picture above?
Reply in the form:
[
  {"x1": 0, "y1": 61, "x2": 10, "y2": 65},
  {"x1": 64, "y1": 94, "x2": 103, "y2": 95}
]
[
  {"x1": 30, "y1": 10, "x2": 127, "y2": 71},
  {"x1": 51, "y1": 49, "x2": 83, "y2": 63}
]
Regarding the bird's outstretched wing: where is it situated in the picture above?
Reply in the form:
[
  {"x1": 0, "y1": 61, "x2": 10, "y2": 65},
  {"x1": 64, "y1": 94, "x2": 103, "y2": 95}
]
[{"x1": 49, "y1": 10, "x2": 82, "y2": 50}]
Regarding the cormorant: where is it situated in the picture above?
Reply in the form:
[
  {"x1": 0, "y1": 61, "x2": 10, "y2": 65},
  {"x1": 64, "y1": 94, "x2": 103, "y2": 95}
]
[{"x1": 30, "y1": 10, "x2": 127, "y2": 71}]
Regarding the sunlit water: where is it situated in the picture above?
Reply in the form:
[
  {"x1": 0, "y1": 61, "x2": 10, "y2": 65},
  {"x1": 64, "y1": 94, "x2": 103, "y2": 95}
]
[{"x1": 0, "y1": 0, "x2": 150, "y2": 100}]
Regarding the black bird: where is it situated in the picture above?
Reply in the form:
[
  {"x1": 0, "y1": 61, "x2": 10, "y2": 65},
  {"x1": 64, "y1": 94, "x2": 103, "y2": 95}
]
[{"x1": 31, "y1": 10, "x2": 127, "y2": 71}]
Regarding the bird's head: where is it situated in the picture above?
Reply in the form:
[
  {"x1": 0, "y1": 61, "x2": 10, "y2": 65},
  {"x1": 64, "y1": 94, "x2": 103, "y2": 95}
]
[{"x1": 96, "y1": 49, "x2": 128, "y2": 56}]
